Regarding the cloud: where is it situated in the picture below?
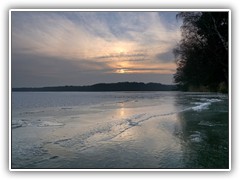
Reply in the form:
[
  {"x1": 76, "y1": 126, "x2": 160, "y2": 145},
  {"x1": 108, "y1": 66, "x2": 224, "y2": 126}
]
[
  {"x1": 155, "y1": 50, "x2": 175, "y2": 63},
  {"x1": 12, "y1": 11, "x2": 180, "y2": 58},
  {"x1": 12, "y1": 52, "x2": 113, "y2": 82},
  {"x1": 12, "y1": 52, "x2": 174, "y2": 87},
  {"x1": 96, "y1": 53, "x2": 145, "y2": 59},
  {"x1": 115, "y1": 67, "x2": 176, "y2": 74},
  {"x1": 11, "y1": 11, "x2": 181, "y2": 86}
]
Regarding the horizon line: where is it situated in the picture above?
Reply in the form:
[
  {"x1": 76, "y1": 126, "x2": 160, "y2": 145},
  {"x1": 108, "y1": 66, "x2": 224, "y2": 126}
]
[{"x1": 12, "y1": 81, "x2": 176, "y2": 89}]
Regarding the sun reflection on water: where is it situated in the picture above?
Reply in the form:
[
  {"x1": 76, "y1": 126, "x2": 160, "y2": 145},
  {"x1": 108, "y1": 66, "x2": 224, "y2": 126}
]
[
  {"x1": 119, "y1": 107, "x2": 125, "y2": 117},
  {"x1": 117, "y1": 102, "x2": 127, "y2": 118}
]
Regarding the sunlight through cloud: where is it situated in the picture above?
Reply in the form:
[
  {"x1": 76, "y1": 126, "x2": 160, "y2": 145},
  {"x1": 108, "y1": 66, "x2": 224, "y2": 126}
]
[{"x1": 12, "y1": 11, "x2": 182, "y2": 86}]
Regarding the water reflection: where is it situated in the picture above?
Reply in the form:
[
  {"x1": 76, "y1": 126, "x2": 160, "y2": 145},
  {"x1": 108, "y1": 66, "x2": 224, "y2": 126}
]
[
  {"x1": 115, "y1": 101, "x2": 130, "y2": 119},
  {"x1": 12, "y1": 92, "x2": 229, "y2": 169},
  {"x1": 120, "y1": 107, "x2": 125, "y2": 117},
  {"x1": 173, "y1": 93, "x2": 229, "y2": 168}
]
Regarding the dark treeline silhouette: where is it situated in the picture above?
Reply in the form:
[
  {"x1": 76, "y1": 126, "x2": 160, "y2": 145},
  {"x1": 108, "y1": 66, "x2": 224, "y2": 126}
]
[
  {"x1": 13, "y1": 82, "x2": 177, "y2": 92},
  {"x1": 173, "y1": 12, "x2": 229, "y2": 93}
]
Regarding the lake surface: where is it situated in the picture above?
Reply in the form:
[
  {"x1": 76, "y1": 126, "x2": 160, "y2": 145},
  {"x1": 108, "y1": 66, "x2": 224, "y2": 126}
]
[{"x1": 11, "y1": 91, "x2": 229, "y2": 169}]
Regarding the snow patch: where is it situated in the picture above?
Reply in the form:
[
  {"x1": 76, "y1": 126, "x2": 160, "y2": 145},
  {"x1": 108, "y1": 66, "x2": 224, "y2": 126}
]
[
  {"x1": 189, "y1": 131, "x2": 203, "y2": 143},
  {"x1": 192, "y1": 102, "x2": 211, "y2": 112}
]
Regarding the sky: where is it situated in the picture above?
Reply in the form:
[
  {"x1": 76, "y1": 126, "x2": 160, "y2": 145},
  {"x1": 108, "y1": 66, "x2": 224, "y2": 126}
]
[{"x1": 11, "y1": 11, "x2": 182, "y2": 87}]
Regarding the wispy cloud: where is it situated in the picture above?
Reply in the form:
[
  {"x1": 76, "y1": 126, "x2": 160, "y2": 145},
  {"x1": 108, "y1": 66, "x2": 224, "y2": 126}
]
[
  {"x1": 12, "y1": 11, "x2": 181, "y2": 86},
  {"x1": 155, "y1": 50, "x2": 176, "y2": 63}
]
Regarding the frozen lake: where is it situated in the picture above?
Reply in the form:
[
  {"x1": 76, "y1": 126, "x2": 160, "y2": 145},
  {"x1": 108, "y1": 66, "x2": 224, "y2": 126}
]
[{"x1": 11, "y1": 91, "x2": 229, "y2": 169}]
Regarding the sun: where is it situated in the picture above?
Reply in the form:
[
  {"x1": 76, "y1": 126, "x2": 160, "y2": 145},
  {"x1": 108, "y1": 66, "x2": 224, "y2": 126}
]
[{"x1": 116, "y1": 69, "x2": 126, "y2": 74}]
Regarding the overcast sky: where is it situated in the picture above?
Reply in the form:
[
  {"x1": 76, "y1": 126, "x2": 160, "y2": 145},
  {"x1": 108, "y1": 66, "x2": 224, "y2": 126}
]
[{"x1": 11, "y1": 11, "x2": 182, "y2": 87}]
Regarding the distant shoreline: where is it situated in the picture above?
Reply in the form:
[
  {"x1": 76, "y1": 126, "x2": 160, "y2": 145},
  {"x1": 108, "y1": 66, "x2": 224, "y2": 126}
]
[{"x1": 12, "y1": 82, "x2": 177, "y2": 92}]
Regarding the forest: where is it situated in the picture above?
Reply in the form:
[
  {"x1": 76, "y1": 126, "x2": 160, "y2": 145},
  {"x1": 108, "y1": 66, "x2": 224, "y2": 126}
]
[
  {"x1": 173, "y1": 12, "x2": 229, "y2": 93},
  {"x1": 12, "y1": 82, "x2": 177, "y2": 92}
]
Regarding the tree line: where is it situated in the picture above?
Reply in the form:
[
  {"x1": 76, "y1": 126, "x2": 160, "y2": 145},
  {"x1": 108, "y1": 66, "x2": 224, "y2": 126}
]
[
  {"x1": 12, "y1": 82, "x2": 177, "y2": 92},
  {"x1": 173, "y1": 12, "x2": 229, "y2": 93}
]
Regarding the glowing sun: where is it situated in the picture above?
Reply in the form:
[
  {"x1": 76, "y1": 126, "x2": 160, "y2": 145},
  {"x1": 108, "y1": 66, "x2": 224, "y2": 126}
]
[{"x1": 116, "y1": 69, "x2": 126, "y2": 74}]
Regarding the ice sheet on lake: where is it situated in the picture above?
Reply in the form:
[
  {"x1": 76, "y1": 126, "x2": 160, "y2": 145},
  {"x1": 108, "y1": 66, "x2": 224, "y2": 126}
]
[
  {"x1": 11, "y1": 92, "x2": 228, "y2": 168},
  {"x1": 189, "y1": 131, "x2": 203, "y2": 143}
]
